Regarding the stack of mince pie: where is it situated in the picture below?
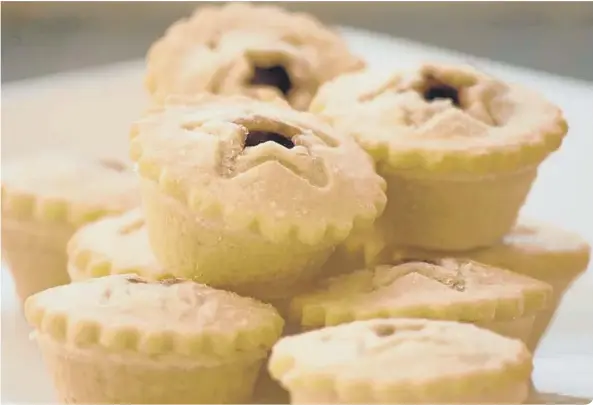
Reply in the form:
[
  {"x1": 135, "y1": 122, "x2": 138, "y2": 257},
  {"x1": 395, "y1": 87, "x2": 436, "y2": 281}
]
[{"x1": 2, "y1": 3, "x2": 590, "y2": 405}]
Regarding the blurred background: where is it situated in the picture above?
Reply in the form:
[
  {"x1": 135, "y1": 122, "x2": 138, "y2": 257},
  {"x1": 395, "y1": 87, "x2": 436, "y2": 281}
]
[{"x1": 2, "y1": 1, "x2": 593, "y2": 83}]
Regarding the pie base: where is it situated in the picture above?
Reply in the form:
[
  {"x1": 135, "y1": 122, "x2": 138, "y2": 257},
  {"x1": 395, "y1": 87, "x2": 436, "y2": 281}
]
[
  {"x1": 529, "y1": 277, "x2": 578, "y2": 351},
  {"x1": 480, "y1": 315, "x2": 535, "y2": 346},
  {"x1": 383, "y1": 168, "x2": 537, "y2": 251},
  {"x1": 288, "y1": 381, "x2": 528, "y2": 404},
  {"x1": 468, "y1": 242, "x2": 589, "y2": 351},
  {"x1": 252, "y1": 368, "x2": 290, "y2": 404},
  {"x1": 485, "y1": 277, "x2": 577, "y2": 354},
  {"x1": 36, "y1": 333, "x2": 262, "y2": 404},
  {"x1": 1, "y1": 218, "x2": 73, "y2": 303},
  {"x1": 141, "y1": 180, "x2": 334, "y2": 301}
]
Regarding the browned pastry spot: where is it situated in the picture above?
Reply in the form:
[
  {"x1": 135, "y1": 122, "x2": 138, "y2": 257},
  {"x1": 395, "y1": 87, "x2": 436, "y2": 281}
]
[
  {"x1": 400, "y1": 258, "x2": 439, "y2": 265},
  {"x1": 249, "y1": 65, "x2": 293, "y2": 96},
  {"x1": 127, "y1": 275, "x2": 187, "y2": 286},
  {"x1": 126, "y1": 275, "x2": 148, "y2": 284},
  {"x1": 101, "y1": 288, "x2": 112, "y2": 300},
  {"x1": 118, "y1": 218, "x2": 145, "y2": 236},
  {"x1": 98, "y1": 158, "x2": 128, "y2": 172},
  {"x1": 159, "y1": 278, "x2": 187, "y2": 286},
  {"x1": 244, "y1": 130, "x2": 295, "y2": 149},
  {"x1": 373, "y1": 324, "x2": 396, "y2": 337}
]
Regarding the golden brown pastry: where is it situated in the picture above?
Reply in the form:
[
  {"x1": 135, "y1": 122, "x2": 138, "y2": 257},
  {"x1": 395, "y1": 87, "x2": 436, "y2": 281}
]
[
  {"x1": 269, "y1": 318, "x2": 532, "y2": 404},
  {"x1": 311, "y1": 63, "x2": 568, "y2": 251},
  {"x1": 129, "y1": 95, "x2": 386, "y2": 300},
  {"x1": 146, "y1": 3, "x2": 364, "y2": 110},
  {"x1": 1, "y1": 154, "x2": 139, "y2": 302}
]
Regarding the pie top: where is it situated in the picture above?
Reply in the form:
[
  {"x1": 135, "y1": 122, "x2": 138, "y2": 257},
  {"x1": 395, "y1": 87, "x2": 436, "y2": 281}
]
[
  {"x1": 145, "y1": 3, "x2": 364, "y2": 110},
  {"x1": 269, "y1": 318, "x2": 531, "y2": 400},
  {"x1": 67, "y1": 208, "x2": 166, "y2": 282},
  {"x1": 25, "y1": 274, "x2": 284, "y2": 362},
  {"x1": 1, "y1": 154, "x2": 139, "y2": 225},
  {"x1": 311, "y1": 63, "x2": 568, "y2": 176},
  {"x1": 130, "y1": 95, "x2": 387, "y2": 245},
  {"x1": 289, "y1": 258, "x2": 552, "y2": 327}
]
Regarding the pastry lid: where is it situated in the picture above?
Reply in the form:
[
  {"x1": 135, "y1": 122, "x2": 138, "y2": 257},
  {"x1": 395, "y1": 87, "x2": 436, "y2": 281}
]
[
  {"x1": 269, "y1": 318, "x2": 532, "y2": 403},
  {"x1": 289, "y1": 258, "x2": 552, "y2": 327},
  {"x1": 67, "y1": 208, "x2": 165, "y2": 281},
  {"x1": 1, "y1": 153, "x2": 139, "y2": 225},
  {"x1": 145, "y1": 3, "x2": 364, "y2": 109},
  {"x1": 25, "y1": 274, "x2": 284, "y2": 361},
  {"x1": 130, "y1": 95, "x2": 387, "y2": 245},
  {"x1": 311, "y1": 63, "x2": 568, "y2": 177}
]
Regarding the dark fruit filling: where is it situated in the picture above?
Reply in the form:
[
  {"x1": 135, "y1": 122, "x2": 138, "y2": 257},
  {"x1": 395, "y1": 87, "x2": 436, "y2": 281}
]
[
  {"x1": 250, "y1": 65, "x2": 292, "y2": 96},
  {"x1": 244, "y1": 130, "x2": 295, "y2": 149},
  {"x1": 423, "y1": 83, "x2": 460, "y2": 107}
]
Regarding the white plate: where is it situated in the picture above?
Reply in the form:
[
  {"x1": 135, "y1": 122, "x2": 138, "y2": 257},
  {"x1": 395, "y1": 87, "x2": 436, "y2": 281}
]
[{"x1": 2, "y1": 27, "x2": 593, "y2": 402}]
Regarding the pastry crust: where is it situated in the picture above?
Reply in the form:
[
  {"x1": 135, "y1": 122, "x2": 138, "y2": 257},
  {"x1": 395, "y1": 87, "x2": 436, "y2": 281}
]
[
  {"x1": 1, "y1": 154, "x2": 139, "y2": 226},
  {"x1": 146, "y1": 3, "x2": 364, "y2": 110},
  {"x1": 130, "y1": 95, "x2": 386, "y2": 298},
  {"x1": 130, "y1": 95, "x2": 386, "y2": 245},
  {"x1": 269, "y1": 318, "x2": 532, "y2": 404},
  {"x1": 25, "y1": 274, "x2": 284, "y2": 360},
  {"x1": 392, "y1": 218, "x2": 591, "y2": 351},
  {"x1": 311, "y1": 63, "x2": 568, "y2": 176},
  {"x1": 67, "y1": 208, "x2": 164, "y2": 281},
  {"x1": 1, "y1": 154, "x2": 140, "y2": 302},
  {"x1": 311, "y1": 63, "x2": 568, "y2": 251},
  {"x1": 289, "y1": 258, "x2": 551, "y2": 331},
  {"x1": 25, "y1": 274, "x2": 284, "y2": 404}
]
